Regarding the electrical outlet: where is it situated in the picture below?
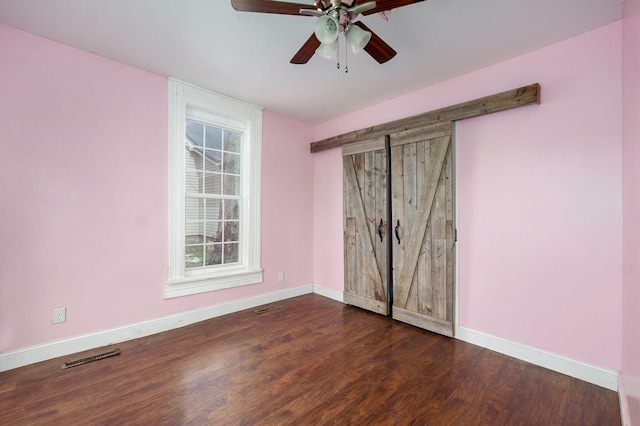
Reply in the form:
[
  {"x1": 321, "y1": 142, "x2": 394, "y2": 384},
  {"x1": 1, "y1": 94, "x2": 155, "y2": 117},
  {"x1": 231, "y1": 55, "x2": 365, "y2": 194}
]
[
  {"x1": 53, "y1": 307, "x2": 66, "y2": 324},
  {"x1": 278, "y1": 272, "x2": 285, "y2": 282}
]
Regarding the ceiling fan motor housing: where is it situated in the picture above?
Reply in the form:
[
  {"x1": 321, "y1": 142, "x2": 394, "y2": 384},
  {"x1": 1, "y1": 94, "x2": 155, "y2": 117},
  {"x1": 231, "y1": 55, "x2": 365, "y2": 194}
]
[{"x1": 231, "y1": 0, "x2": 411, "y2": 65}]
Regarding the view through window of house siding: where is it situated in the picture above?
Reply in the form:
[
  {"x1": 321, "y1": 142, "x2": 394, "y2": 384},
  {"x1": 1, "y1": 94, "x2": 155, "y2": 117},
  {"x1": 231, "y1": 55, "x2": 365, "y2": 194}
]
[{"x1": 184, "y1": 121, "x2": 241, "y2": 269}]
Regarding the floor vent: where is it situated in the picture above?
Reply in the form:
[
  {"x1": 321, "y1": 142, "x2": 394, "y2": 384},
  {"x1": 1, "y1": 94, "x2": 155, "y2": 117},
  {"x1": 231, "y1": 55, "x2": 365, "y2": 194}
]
[
  {"x1": 61, "y1": 348, "x2": 121, "y2": 370},
  {"x1": 255, "y1": 305, "x2": 282, "y2": 314}
]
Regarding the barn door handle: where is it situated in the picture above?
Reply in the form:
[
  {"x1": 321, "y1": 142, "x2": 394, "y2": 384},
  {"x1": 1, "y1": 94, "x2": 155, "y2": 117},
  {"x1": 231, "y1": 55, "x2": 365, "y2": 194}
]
[
  {"x1": 395, "y1": 220, "x2": 401, "y2": 244},
  {"x1": 378, "y1": 219, "x2": 384, "y2": 242}
]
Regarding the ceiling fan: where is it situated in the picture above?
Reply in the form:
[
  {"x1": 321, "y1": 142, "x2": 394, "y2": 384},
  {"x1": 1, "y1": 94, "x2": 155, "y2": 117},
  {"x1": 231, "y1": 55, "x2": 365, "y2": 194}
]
[{"x1": 231, "y1": 0, "x2": 425, "y2": 65}]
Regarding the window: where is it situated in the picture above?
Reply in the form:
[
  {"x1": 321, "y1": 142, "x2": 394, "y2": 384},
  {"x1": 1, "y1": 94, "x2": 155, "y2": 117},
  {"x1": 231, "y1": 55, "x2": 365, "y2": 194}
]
[{"x1": 166, "y1": 78, "x2": 262, "y2": 298}]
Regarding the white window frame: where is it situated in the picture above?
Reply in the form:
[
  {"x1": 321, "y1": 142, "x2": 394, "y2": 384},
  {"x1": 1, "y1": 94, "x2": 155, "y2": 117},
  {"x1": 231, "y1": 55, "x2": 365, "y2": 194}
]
[{"x1": 166, "y1": 78, "x2": 263, "y2": 298}]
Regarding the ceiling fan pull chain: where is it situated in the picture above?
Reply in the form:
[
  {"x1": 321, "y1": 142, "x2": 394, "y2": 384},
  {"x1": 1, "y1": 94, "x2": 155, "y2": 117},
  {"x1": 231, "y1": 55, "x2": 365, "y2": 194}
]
[
  {"x1": 336, "y1": 36, "x2": 341, "y2": 70},
  {"x1": 345, "y1": 38, "x2": 349, "y2": 73}
]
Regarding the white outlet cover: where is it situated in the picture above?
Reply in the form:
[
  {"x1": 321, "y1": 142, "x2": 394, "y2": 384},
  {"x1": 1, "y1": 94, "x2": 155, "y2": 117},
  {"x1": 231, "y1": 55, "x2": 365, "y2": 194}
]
[{"x1": 53, "y1": 307, "x2": 66, "y2": 324}]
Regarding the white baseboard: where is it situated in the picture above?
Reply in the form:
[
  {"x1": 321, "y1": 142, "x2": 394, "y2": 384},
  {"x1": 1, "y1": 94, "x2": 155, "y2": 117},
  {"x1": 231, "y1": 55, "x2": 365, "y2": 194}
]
[
  {"x1": 0, "y1": 284, "x2": 621, "y2": 396},
  {"x1": 455, "y1": 326, "x2": 619, "y2": 391},
  {"x1": 313, "y1": 283, "x2": 344, "y2": 303},
  {"x1": 0, "y1": 284, "x2": 314, "y2": 372}
]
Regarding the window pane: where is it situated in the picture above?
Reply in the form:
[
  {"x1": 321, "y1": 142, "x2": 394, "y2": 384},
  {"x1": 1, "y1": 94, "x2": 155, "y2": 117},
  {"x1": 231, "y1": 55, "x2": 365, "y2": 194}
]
[
  {"x1": 185, "y1": 167, "x2": 202, "y2": 194},
  {"x1": 185, "y1": 196, "x2": 204, "y2": 234},
  {"x1": 204, "y1": 172, "x2": 222, "y2": 194},
  {"x1": 223, "y1": 175, "x2": 240, "y2": 196},
  {"x1": 224, "y1": 243, "x2": 239, "y2": 263},
  {"x1": 186, "y1": 121, "x2": 204, "y2": 147},
  {"x1": 185, "y1": 232, "x2": 204, "y2": 244},
  {"x1": 224, "y1": 199, "x2": 239, "y2": 220},
  {"x1": 203, "y1": 220, "x2": 218, "y2": 242},
  {"x1": 204, "y1": 198, "x2": 222, "y2": 244},
  {"x1": 205, "y1": 126, "x2": 222, "y2": 150},
  {"x1": 185, "y1": 245, "x2": 204, "y2": 268},
  {"x1": 186, "y1": 148, "x2": 204, "y2": 171},
  {"x1": 224, "y1": 220, "x2": 239, "y2": 243},
  {"x1": 207, "y1": 221, "x2": 223, "y2": 243},
  {"x1": 204, "y1": 149, "x2": 222, "y2": 173},
  {"x1": 224, "y1": 130, "x2": 241, "y2": 153},
  {"x1": 185, "y1": 199, "x2": 203, "y2": 231},
  {"x1": 224, "y1": 152, "x2": 240, "y2": 175},
  {"x1": 205, "y1": 199, "x2": 222, "y2": 221},
  {"x1": 205, "y1": 244, "x2": 222, "y2": 266},
  {"x1": 185, "y1": 198, "x2": 204, "y2": 270}
]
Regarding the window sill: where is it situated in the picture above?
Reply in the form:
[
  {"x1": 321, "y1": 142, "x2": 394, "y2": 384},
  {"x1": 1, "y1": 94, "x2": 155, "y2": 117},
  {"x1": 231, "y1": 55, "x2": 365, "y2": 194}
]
[{"x1": 165, "y1": 269, "x2": 263, "y2": 299}]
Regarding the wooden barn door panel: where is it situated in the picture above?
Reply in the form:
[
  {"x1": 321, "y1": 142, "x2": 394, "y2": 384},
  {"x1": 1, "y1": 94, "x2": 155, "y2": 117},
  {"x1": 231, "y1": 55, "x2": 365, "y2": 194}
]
[
  {"x1": 343, "y1": 138, "x2": 389, "y2": 315},
  {"x1": 391, "y1": 123, "x2": 455, "y2": 336}
]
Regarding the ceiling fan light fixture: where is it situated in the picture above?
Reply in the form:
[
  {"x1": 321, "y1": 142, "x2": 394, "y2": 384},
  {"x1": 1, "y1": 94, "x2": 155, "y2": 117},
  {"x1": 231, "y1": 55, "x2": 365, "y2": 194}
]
[
  {"x1": 345, "y1": 24, "x2": 372, "y2": 54},
  {"x1": 316, "y1": 41, "x2": 338, "y2": 60},
  {"x1": 315, "y1": 15, "x2": 340, "y2": 44}
]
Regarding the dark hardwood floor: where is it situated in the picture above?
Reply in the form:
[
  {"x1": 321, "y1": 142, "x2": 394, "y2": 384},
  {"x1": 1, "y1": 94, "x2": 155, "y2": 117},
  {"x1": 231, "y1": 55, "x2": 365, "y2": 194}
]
[{"x1": 0, "y1": 294, "x2": 621, "y2": 425}]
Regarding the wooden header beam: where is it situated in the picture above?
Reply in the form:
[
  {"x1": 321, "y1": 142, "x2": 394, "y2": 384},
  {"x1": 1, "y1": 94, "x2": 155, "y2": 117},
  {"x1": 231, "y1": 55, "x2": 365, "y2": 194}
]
[{"x1": 310, "y1": 83, "x2": 541, "y2": 153}]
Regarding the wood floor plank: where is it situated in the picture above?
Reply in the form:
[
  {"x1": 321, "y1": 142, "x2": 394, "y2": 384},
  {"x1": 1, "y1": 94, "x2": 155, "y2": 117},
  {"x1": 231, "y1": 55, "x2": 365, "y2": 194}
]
[{"x1": 0, "y1": 294, "x2": 620, "y2": 425}]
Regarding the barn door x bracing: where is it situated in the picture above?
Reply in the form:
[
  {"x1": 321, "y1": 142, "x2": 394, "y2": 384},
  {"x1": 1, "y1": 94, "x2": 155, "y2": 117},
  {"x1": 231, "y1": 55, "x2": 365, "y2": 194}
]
[{"x1": 343, "y1": 122, "x2": 455, "y2": 336}]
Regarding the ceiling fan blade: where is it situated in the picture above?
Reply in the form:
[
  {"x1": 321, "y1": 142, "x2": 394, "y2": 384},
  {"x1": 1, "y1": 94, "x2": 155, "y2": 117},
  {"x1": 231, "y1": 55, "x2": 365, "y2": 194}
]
[
  {"x1": 231, "y1": 0, "x2": 317, "y2": 15},
  {"x1": 290, "y1": 33, "x2": 322, "y2": 64},
  {"x1": 353, "y1": 21, "x2": 397, "y2": 63},
  {"x1": 361, "y1": 0, "x2": 425, "y2": 15},
  {"x1": 348, "y1": 1, "x2": 377, "y2": 17}
]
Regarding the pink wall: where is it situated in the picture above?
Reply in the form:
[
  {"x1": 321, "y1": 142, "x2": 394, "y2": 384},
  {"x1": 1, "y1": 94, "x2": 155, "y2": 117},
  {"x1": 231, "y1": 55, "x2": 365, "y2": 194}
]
[
  {"x1": 457, "y1": 25, "x2": 621, "y2": 369},
  {"x1": 623, "y1": 0, "x2": 640, "y2": 422},
  {"x1": 312, "y1": 148, "x2": 344, "y2": 292},
  {"x1": 261, "y1": 110, "x2": 315, "y2": 290},
  {"x1": 313, "y1": 23, "x2": 623, "y2": 370},
  {"x1": 0, "y1": 23, "x2": 314, "y2": 352},
  {"x1": 0, "y1": 15, "x2": 628, "y2": 381}
]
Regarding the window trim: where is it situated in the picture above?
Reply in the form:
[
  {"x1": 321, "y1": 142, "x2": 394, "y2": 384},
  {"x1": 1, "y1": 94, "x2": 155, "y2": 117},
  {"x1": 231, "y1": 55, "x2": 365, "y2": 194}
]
[{"x1": 166, "y1": 78, "x2": 263, "y2": 299}]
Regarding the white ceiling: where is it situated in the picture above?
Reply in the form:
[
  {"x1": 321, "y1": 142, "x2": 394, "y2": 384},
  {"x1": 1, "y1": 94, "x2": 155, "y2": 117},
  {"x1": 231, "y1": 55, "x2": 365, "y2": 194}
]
[{"x1": 0, "y1": 0, "x2": 623, "y2": 124}]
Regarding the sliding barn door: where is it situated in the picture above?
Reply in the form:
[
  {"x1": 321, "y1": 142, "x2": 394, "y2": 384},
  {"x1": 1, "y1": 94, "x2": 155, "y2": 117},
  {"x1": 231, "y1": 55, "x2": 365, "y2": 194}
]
[
  {"x1": 343, "y1": 137, "x2": 389, "y2": 315},
  {"x1": 391, "y1": 122, "x2": 455, "y2": 336},
  {"x1": 342, "y1": 123, "x2": 455, "y2": 336}
]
